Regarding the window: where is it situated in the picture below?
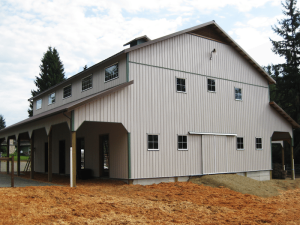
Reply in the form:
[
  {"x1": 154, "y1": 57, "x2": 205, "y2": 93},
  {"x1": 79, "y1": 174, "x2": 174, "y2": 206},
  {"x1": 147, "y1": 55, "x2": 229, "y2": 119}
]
[
  {"x1": 178, "y1": 135, "x2": 188, "y2": 150},
  {"x1": 235, "y1": 88, "x2": 242, "y2": 100},
  {"x1": 48, "y1": 92, "x2": 55, "y2": 105},
  {"x1": 63, "y1": 85, "x2": 72, "y2": 99},
  {"x1": 82, "y1": 75, "x2": 92, "y2": 91},
  {"x1": 105, "y1": 63, "x2": 118, "y2": 82},
  {"x1": 256, "y1": 138, "x2": 262, "y2": 150},
  {"x1": 207, "y1": 79, "x2": 215, "y2": 92},
  {"x1": 176, "y1": 78, "x2": 186, "y2": 92},
  {"x1": 148, "y1": 134, "x2": 159, "y2": 150},
  {"x1": 36, "y1": 99, "x2": 42, "y2": 110},
  {"x1": 237, "y1": 137, "x2": 244, "y2": 150}
]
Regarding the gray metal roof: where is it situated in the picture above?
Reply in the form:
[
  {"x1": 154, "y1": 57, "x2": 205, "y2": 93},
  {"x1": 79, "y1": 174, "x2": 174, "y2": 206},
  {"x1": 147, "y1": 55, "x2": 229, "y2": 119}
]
[{"x1": 123, "y1": 35, "x2": 151, "y2": 46}]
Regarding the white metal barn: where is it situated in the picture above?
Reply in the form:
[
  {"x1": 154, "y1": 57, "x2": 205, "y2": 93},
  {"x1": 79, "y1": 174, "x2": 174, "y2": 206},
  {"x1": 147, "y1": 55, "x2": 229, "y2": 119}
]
[{"x1": 0, "y1": 21, "x2": 299, "y2": 186}]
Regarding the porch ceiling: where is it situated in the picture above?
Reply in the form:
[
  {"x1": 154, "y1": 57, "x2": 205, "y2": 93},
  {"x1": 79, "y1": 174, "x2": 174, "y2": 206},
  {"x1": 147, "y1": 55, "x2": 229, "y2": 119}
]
[{"x1": 271, "y1": 131, "x2": 291, "y2": 141}]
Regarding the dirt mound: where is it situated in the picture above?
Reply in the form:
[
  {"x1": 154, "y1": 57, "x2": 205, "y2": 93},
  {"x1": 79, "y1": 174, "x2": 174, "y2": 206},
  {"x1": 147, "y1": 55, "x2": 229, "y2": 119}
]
[{"x1": 190, "y1": 174, "x2": 282, "y2": 197}]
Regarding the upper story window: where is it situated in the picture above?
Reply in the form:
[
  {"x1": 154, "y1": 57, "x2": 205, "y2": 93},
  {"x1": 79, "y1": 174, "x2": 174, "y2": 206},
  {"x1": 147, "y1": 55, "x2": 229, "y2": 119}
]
[
  {"x1": 48, "y1": 92, "x2": 55, "y2": 105},
  {"x1": 63, "y1": 85, "x2": 72, "y2": 99},
  {"x1": 178, "y1": 135, "x2": 188, "y2": 150},
  {"x1": 105, "y1": 63, "x2": 118, "y2": 82},
  {"x1": 82, "y1": 75, "x2": 92, "y2": 91},
  {"x1": 208, "y1": 78, "x2": 215, "y2": 92},
  {"x1": 36, "y1": 99, "x2": 42, "y2": 110},
  {"x1": 176, "y1": 78, "x2": 186, "y2": 93},
  {"x1": 237, "y1": 137, "x2": 244, "y2": 150},
  {"x1": 256, "y1": 138, "x2": 262, "y2": 150},
  {"x1": 235, "y1": 87, "x2": 242, "y2": 100},
  {"x1": 148, "y1": 134, "x2": 159, "y2": 151}
]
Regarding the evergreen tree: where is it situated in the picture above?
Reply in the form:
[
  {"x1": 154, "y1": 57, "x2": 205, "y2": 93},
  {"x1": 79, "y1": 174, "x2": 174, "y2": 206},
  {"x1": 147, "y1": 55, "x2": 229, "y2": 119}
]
[
  {"x1": 28, "y1": 47, "x2": 66, "y2": 116},
  {"x1": 0, "y1": 114, "x2": 6, "y2": 130},
  {"x1": 269, "y1": 0, "x2": 300, "y2": 160}
]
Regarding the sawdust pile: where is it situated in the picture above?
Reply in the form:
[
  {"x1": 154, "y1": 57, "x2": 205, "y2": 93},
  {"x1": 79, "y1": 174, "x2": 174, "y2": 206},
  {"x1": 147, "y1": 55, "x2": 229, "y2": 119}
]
[{"x1": 0, "y1": 174, "x2": 300, "y2": 224}]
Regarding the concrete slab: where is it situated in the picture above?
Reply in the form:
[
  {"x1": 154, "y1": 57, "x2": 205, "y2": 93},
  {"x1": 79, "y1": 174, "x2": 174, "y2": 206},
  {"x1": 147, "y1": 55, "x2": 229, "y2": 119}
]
[{"x1": 0, "y1": 173, "x2": 59, "y2": 187}]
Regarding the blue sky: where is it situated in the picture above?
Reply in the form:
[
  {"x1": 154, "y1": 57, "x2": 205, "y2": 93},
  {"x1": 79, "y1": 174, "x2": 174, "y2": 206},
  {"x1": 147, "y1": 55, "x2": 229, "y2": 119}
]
[{"x1": 0, "y1": 0, "x2": 293, "y2": 126}]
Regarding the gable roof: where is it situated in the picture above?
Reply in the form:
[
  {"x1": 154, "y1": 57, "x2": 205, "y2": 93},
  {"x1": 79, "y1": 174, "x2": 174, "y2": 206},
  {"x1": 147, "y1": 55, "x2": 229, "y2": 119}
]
[{"x1": 124, "y1": 21, "x2": 276, "y2": 84}]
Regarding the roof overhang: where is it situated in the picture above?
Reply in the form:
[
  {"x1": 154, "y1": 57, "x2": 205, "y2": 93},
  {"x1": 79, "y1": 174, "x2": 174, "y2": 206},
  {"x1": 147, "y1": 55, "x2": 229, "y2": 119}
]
[
  {"x1": 189, "y1": 132, "x2": 237, "y2": 136},
  {"x1": 269, "y1": 101, "x2": 300, "y2": 129}
]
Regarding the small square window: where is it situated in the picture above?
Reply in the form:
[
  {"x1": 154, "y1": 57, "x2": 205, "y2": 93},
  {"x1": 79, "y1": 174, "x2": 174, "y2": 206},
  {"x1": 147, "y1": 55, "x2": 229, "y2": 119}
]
[
  {"x1": 208, "y1": 79, "x2": 215, "y2": 92},
  {"x1": 105, "y1": 63, "x2": 118, "y2": 82},
  {"x1": 176, "y1": 78, "x2": 186, "y2": 92},
  {"x1": 235, "y1": 88, "x2": 242, "y2": 100},
  {"x1": 48, "y1": 92, "x2": 55, "y2": 105},
  {"x1": 148, "y1": 134, "x2": 159, "y2": 150},
  {"x1": 178, "y1": 135, "x2": 188, "y2": 150},
  {"x1": 256, "y1": 138, "x2": 262, "y2": 149},
  {"x1": 63, "y1": 85, "x2": 72, "y2": 99},
  {"x1": 237, "y1": 137, "x2": 244, "y2": 150},
  {"x1": 82, "y1": 75, "x2": 92, "y2": 91},
  {"x1": 36, "y1": 99, "x2": 42, "y2": 110}
]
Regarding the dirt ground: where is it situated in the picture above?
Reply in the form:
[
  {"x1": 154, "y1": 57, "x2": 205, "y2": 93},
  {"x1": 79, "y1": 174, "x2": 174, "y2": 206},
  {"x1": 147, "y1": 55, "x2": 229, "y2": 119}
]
[{"x1": 1, "y1": 173, "x2": 300, "y2": 224}]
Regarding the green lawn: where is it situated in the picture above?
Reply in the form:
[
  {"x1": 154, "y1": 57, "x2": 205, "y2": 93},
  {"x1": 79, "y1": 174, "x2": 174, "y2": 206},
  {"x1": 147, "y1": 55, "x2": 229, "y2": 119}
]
[{"x1": 9, "y1": 155, "x2": 30, "y2": 161}]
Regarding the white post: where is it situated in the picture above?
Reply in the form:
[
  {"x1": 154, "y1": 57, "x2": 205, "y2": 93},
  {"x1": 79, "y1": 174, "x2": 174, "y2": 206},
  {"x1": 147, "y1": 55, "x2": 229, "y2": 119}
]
[{"x1": 70, "y1": 147, "x2": 73, "y2": 187}]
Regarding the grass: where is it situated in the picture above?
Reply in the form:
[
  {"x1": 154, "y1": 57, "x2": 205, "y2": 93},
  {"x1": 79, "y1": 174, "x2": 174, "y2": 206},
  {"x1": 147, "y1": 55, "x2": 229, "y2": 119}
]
[{"x1": 8, "y1": 154, "x2": 29, "y2": 161}]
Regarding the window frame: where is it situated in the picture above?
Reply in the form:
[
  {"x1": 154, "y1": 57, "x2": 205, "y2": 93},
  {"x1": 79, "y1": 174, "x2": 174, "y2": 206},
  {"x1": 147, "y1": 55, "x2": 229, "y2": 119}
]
[
  {"x1": 255, "y1": 137, "x2": 263, "y2": 150},
  {"x1": 207, "y1": 78, "x2": 216, "y2": 93},
  {"x1": 81, "y1": 74, "x2": 93, "y2": 92},
  {"x1": 177, "y1": 135, "x2": 188, "y2": 151},
  {"x1": 235, "y1": 87, "x2": 242, "y2": 101},
  {"x1": 48, "y1": 92, "x2": 56, "y2": 105},
  {"x1": 63, "y1": 84, "x2": 72, "y2": 99},
  {"x1": 176, "y1": 77, "x2": 187, "y2": 93},
  {"x1": 36, "y1": 99, "x2": 42, "y2": 110},
  {"x1": 147, "y1": 134, "x2": 159, "y2": 151},
  {"x1": 237, "y1": 137, "x2": 244, "y2": 150},
  {"x1": 104, "y1": 63, "x2": 119, "y2": 83}
]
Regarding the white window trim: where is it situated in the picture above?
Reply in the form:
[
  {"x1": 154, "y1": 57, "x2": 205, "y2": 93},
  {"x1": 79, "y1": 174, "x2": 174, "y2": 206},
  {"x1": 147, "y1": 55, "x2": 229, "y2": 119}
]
[
  {"x1": 237, "y1": 136, "x2": 244, "y2": 151},
  {"x1": 36, "y1": 99, "x2": 42, "y2": 110},
  {"x1": 62, "y1": 84, "x2": 72, "y2": 99},
  {"x1": 81, "y1": 74, "x2": 93, "y2": 92},
  {"x1": 176, "y1": 77, "x2": 187, "y2": 94},
  {"x1": 207, "y1": 78, "x2": 216, "y2": 93},
  {"x1": 147, "y1": 133, "x2": 160, "y2": 151},
  {"x1": 48, "y1": 92, "x2": 56, "y2": 105},
  {"x1": 104, "y1": 62, "x2": 119, "y2": 83},
  {"x1": 177, "y1": 134, "x2": 188, "y2": 151},
  {"x1": 234, "y1": 87, "x2": 242, "y2": 101},
  {"x1": 255, "y1": 137, "x2": 263, "y2": 150}
]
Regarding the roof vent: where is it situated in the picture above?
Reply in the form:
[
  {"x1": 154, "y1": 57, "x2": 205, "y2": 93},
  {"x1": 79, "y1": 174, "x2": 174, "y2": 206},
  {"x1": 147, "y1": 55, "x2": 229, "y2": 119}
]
[{"x1": 123, "y1": 35, "x2": 151, "y2": 47}]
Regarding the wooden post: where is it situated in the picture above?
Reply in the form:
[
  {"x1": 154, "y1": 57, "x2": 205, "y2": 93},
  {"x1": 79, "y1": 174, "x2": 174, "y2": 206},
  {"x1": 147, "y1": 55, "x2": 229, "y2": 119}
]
[
  {"x1": 30, "y1": 134, "x2": 34, "y2": 179},
  {"x1": 11, "y1": 156, "x2": 14, "y2": 187},
  {"x1": 48, "y1": 130, "x2": 52, "y2": 182},
  {"x1": 17, "y1": 137, "x2": 20, "y2": 176},
  {"x1": 282, "y1": 147, "x2": 285, "y2": 171},
  {"x1": 6, "y1": 138, "x2": 9, "y2": 174},
  {"x1": 291, "y1": 138, "x2": 295, "y2": 180},
  {"x1": 71, "y1": 131, "x2": 76, "y2": 187}
]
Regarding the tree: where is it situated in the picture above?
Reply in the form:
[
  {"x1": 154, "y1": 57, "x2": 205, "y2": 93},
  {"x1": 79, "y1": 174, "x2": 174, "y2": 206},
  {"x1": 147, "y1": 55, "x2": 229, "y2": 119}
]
[
  {"x1": 0, "y1": 114, "x2": 6, "y2": 130},
  {"x1": 28, "y1": 47, "x2": 66, "y2": 117},
  {"x1": 269, "y1": 0, "x2": 300, "y2": 161}
]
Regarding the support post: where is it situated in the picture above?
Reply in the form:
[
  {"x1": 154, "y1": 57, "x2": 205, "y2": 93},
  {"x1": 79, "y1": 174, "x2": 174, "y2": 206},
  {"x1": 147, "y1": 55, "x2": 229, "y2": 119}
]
[
  {"x1": 6, "y1": 138, "x2": 9, "y2": 174},
  {"x1": 282, "y1": 147, "x2": 285, "y2": 171},
  {"x1": 48, "y1": 130, "x2": 52, "y2": 182},
  {"x1": 11, "y1": 156, "x2": 14, "y2": 187},
  {"x1": 71, "y1": 131, "x2": 76, "y2": 187},
  {"x1": 291, "y1": 138, "x2": 295, "y2": 180},
  {"x1": 30, "y1": 134, "x2": 34, "y2": 179},
  {"x1": 17, "y1": 137, "x2": 20, "y2": 176}
]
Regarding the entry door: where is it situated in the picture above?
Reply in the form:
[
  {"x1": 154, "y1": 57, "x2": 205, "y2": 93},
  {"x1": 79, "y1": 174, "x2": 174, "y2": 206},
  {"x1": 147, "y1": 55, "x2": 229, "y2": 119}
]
[
  {"x1": 45, "y1": 143, "x2": 48, "y2": 173},
  {"x1": 76, "y1": 138, "x2": 85, "y2": 171},
  {"x1": 99, "y1": 135, "x2": 109, "y2": 177},
  {"x1": 59, "y1": 140, "x2": 65, "y2": 174}
]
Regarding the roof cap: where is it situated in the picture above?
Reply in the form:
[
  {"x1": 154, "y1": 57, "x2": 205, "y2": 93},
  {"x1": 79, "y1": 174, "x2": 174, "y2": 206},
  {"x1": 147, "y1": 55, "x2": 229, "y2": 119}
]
[{"x1": 123, "y1": 35, "x2": 151, "y2": 47}]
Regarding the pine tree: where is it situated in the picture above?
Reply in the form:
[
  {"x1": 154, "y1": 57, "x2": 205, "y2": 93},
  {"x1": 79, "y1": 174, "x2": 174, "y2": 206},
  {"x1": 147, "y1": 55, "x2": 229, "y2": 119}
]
[
  {"x1": 0, "y1": 114, "x2": 6, "y2": 130},
  {"x1": 28, "y1": 47, "x2": 66, "y2": 117}
]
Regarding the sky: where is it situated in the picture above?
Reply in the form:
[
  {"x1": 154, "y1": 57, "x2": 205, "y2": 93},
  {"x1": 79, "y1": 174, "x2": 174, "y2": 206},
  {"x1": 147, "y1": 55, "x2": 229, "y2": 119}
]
[{"x1": 0, "y1": 0, "x2": 294, "y2": 126}]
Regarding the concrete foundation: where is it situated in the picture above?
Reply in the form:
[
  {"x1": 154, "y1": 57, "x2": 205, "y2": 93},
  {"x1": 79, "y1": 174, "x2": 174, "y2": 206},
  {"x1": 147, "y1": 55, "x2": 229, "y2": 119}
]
[
  {"x1": 237, "y1": 170, "x2": 271, "y2": 181},
  {"x1": 131, "y1": 176, "x2": 189, "y2": 185}
]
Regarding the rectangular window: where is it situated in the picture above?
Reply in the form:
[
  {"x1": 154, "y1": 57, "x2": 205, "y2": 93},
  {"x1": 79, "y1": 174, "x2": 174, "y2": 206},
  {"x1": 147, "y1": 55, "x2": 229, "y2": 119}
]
[
  {"x1": 148, "y1": 134, "x2": 159, "y2": 150},
  {"x1": 48, "y1": 92, "x2": 55, "y2": 105},
  {"x1": 105, "y1": 63, "x2": 118, "y2": 82},
  {"x1": 235, "y1": 87, "x2": 242, "y2": 100},
  {"x1": 176, "y1": 78, "x2": 186, "y2": 92},
  {"x1": 237, "y1": 137, "x2": 244, "y2": 150},
  {"x1": 82, "y1": 75, "x2": 92, "y2": 91},
  {"x1": 207, "y1": 79, "x2": 215, "y2": 92},
  {"x1": 256, "y1": 138, "x2": 262, "y2": 149},
  {"x1": 36, "y1": 99, "x2": 42, "y2": 110},
  {"x1": 63, "y1": 85, "x2": 72, "y2": 99},
  {"x1": 178, "y1": 135, "x2": 188, "y2": 150}
]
